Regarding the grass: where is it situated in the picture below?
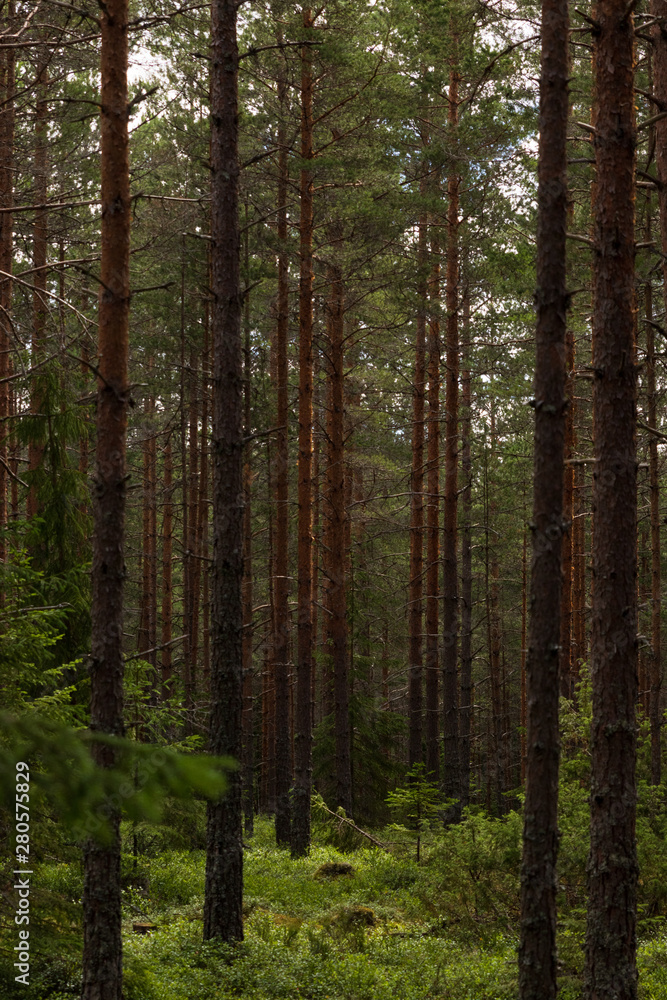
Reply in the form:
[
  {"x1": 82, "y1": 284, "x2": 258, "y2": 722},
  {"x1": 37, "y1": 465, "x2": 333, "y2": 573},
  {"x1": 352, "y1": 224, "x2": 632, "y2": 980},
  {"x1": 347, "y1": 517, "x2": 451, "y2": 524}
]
[{"x1": 3, "y1": 814, "x2": 667, "y2": 999}]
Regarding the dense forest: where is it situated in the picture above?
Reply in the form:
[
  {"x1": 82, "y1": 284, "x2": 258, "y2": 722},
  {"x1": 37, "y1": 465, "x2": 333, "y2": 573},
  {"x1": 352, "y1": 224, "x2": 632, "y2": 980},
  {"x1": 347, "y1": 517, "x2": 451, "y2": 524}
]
[{"x1": 0, "y1": 0, "x2": 665, "y2": 998}]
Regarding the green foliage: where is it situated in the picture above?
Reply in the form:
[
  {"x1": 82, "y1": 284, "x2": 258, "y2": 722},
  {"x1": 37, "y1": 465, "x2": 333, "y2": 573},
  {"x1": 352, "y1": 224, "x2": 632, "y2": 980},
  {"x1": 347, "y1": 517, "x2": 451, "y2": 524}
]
[
  {"x1": 386, "y1": 765, "x2": 445, "y2": 861},
  {"x1": 0, "y1": 712, "x2": 232, "y2": 843}
]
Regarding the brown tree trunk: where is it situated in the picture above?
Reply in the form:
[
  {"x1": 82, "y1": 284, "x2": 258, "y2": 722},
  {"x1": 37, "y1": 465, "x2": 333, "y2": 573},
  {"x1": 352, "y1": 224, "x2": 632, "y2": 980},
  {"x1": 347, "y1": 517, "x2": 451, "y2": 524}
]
[
  {"x1": 291, "y1": 7, "x2": 314, "y2": 857},
  {"x1": 425, "y1": 216, "x2": 441, "y2": 782},
  {"x1": 560, "y1": 328, "x2": 575, "y2": 699},
  {"x1": 408, "y1": 202, "x2": 427, "y2": 771},
  {"x1": 459, "y1": 285, "x2": 472, "y2": 810},
  {"x1": 82, "y1": 0, "x2": 130, "y2": 994},
  {"x1": 518, "y1": 0, "x2": 569, "y2": 990},
  {"x1": 273, "y1": 39, "x2": 291, "y2": 847},
  {"x1": 242, "y1": 247, "x2": 254, "y2": 837},
  {"x1": 27, "y1": 57, "x2": 48, "y2": 520},
  {"x1": 442, "y1": 60, "x2": 460, "y2": 814},
  {"x1": 585, "y1": 0, "x2": 638, "y2": 992},
  {"x1": 161, "y1": 437, "x2": 174, "y2": 697},
  {"x1": 325, "y1": 259, "x2": 351, "y2": 815},
  {"x1": 645, "y1": 282, "x2": 661, "y2": 785},
  {"x1": 572, "y1": 460, "x2": 587, "y2": 671},
  {"x1": 204, "y1": 0, "x2": 244, "y2": 943},
  {"x1": 650, "y1": 0, "x2": 667, "y2": 783}
]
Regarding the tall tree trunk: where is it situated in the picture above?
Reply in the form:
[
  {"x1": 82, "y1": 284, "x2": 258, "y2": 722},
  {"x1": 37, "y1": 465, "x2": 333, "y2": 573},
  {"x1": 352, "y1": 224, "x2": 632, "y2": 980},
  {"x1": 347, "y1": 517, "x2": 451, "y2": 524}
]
[
  {"x1": 291, "y1": 6, "x2": 314, "y2": 857},
  {"x1": 650, "y1": 0, "x2": 667, "y2": 783},
  {"x1": 408, "y1": 201, "x2": 427, "y2": 771},
  {"x1": 442, "y1": 58, "x2": 460, "y2": 814},
  {"x1": 242, "y1": 246, "x2": 254, "y2": 837},
  {"x1": 645, "y1": 281, "x2": 661, "y2": 785},
  {"x1": 273, "y1": 38, "x2": 291, "y2": 847},
  {"x1": 326, "y1": 259, "x2": 351, "y2": 815},
  {"x1": 425, "y1": 216, "x2": 440, "y2": 782},
  {"x1": 27, "y1": 57, "x2": 48, "y2": 520},
  {"x1": 161, "y1": 436, "x2": 173, "y2": 697},
  {"x1": 459, "y1": 284, "x2": 472, "y2": 810},
  {"x1": 560, "y1": 329, "x2": 575, "y2": 699},
  {"x1": 82, "y1": 0, "x2": 130, "y2": 994},
  {"x1": 585, "y1": 0, "x2": 637, "y2": 993},
  {"x1": 518, "y1": 0, "x2": 569, "y2": 989},
  {"x1": 204, "y1": 0, "x2": 244, "y2": 943}
]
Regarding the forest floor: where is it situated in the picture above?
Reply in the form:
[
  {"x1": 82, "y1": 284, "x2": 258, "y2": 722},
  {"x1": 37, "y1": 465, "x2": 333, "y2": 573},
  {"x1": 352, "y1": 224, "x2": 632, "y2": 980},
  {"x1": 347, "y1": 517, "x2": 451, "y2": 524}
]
[{"x1": 5, "y1": 808, "x2": 667, "y2": 1000}]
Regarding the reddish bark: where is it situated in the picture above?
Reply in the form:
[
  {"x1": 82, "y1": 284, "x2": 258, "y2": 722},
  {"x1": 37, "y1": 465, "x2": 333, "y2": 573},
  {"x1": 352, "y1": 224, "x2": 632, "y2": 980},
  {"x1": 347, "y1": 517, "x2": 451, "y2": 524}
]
[
  {"x1": 242, "y1": 271, "x2": 254, "y2": 836},
  {"x1": 425, "y1": 217, "x2": 440, "y2": 782},
  {"x1": 82, "y1": 0, "x2": 131, "y2": 994},
  {"x1": 27, "y1": 57, "x2": 48, "y2": 521},
  {"x1": 161, "y1": 437, "x2": 173, "y2": 697},
  {"x1": 442, "y1": 61, "x2": 461, "y2": 813},
  {"x1": 325, "y1": 259, "x2": 351, "y2": 815}
]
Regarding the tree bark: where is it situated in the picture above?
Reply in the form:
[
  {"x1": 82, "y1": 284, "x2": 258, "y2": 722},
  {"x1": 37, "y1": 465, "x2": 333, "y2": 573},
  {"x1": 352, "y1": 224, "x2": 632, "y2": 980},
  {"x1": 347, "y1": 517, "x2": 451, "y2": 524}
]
[
  {"x1": 27, "y1": 56, "x2": 48, "y2": 521},
  {"x1": 408, "y1": 202, "x2": 427, "y2": 771},
  {"x1": 291, "y1": 6, "x2": 314, "y2": 856},
  {"x1": 82, "y1": 0, "x2": 130, "y2": 994},
  {"x1": 560, "y1": 328, "x2": 575, "y2": 699},
  {"x1": 425, "y1": 215, "x2": 440, "y2": 782},
  {"x1": 518, "y1": 0, "x2": 569, "y2": 990},
  {"x1": 161, "y1": 436, "x2": 173, "y2": 698},
  {"x1": 204, "y1": 0, "x2": 244, "y2": 943},
  {"x1": 325, "y1": 259, "x2": 351, "y2": 815},
  {"x1": 242, "y1": 247, "x2": 254, "y2": 837},
  {"x1": 585, "y1": 0, "x2": 638, "y2": 992},
  {"x1": 273, "y1": 35, "x2": 291, "y2": 847},
  {"x1": 645, "y1": 281, "x2": 661, "y2": 785},
  {"x1": 459, "y1": 284, "x2": 472, "y2": 810},
  {"x1": 442, "y1": 59, "x2": 461, "y2": 815}
]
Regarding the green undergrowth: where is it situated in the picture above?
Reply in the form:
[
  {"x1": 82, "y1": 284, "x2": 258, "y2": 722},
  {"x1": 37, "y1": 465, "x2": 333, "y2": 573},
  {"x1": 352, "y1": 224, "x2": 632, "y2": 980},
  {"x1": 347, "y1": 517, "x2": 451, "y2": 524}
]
[{"x1": 4, "y1": 813, "x2": 667, "y2": 999}]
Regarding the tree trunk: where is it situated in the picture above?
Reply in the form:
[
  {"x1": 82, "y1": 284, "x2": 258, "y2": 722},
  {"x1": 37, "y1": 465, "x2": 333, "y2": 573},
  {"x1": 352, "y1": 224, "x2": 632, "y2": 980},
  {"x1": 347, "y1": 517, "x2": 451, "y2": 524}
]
[
  {"x1": 425, "y1": 215, "x2": 440, "y2": 782},
  {"x1": 645, "y1": 281, "x2": 661, "y2": 785},
  {"x1": 82, "y1": 0, "x2": 130, "y2": 994},
  {"x1": 459, "y1": 284, "x2": 472, "y2": 811},
  {"x1": 291, "y1": 7, "x2": 314, "y2": 856},
  {"x1": 408, "y1": 201, "x2": 427, "y2": 771},
  {"x1": 242, "y1": 250, "x2": 254, "y2": 837},
  {"x1": 518, "y1": 0, "x2": 569, "y2": 989},
  {"x1": 27, "y1": 57, "x2": 48, "y2": 520},
  {"x1": 204, "y1": 0, "x2": 244, "y2": 943},
  {"x1": 326, "y1": 259, "x2": 351, "y2": 815},
  {"x1": 560, "y1": 328, "x2": 575, "y2": 699},
  {"x1": 161, "y1": 436, "x2": 173, "y2": 698},
  {"x1": 442, "y1": 59, "x2": 460, "y2": 815},
  {"x1": 273, "y1": 38, "x2": 291, "y2": 847},
  {"x1": 585, "y1": 0, "x2": 638, "y2": 992}
]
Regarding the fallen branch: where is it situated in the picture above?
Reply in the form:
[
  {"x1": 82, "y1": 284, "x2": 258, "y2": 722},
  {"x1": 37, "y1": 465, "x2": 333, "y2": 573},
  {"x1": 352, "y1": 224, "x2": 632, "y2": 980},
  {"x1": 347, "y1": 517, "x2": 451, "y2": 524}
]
[{"x1": 313, "y1": 796, "x2": 390, "y2": 852}]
